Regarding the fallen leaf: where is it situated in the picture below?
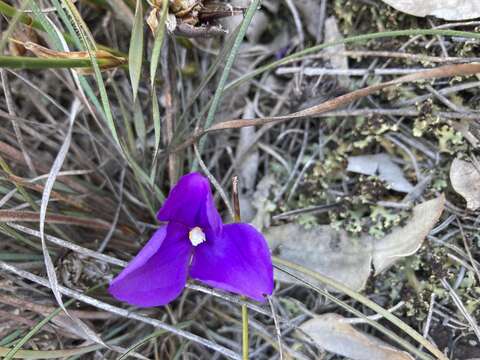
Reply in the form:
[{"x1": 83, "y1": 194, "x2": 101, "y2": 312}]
[
  {"x1": 347, "y1": 153, "x2": 414, "y2": 193},
  {"x1": 373, "y1": 195, "x2": 445, "y2": 273},
  {"x1": 300, "y1": 313, "x2": 414, "y2": 360},
  {"x1": 450, "y1": 158, "x2": 480, "y2": 211},
  {"x1": 265, "y1": 223, "x2": 372, "y2": 291},
  {"x1": 380, "y1": 0, "x2": 480, "y2": 20},
  {"x1": 266, "y1": 196, "x2": 445, "y2": 289}
]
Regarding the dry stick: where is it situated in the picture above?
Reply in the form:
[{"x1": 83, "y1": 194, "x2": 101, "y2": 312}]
[
  {"x1": 0, "y1": 260, "x2": 241, "y2": 360},
  {"x1": 175, "y1": 63, "x2": 480, "y2": 151}
]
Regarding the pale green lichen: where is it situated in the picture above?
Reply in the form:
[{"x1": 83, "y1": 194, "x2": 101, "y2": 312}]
[
  {"x1": 369, "y1": 206, "x2": 405, "y2": 238},
  {"x1": 435, "y1": 125, "x2": 465, "y2": 154}
]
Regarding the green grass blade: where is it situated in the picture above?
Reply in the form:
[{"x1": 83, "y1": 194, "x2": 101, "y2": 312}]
[
  {"x1": 191, "y1": 0, "x2": 261, "y2": 170},
  {"x1": 0, "y1": 0, "x2": 124, "y2": 55},
  {"x1": 133, "y1": 98, "x2": 146, "y2": 153},
  {"x1": 149, "y1": 3, "x2": 168, "y2": 159},
  {"x1": 151, "y1": 86, "x2": 161, "y2": 161},
  {"x1": 0, "y1": 0, "x2": 29, "y2": 53},
  {"x1": 0, "y1": 345, "x2": 101, "y2": 359},
  {"x1": 129, "y1": 0, "x2": 144, "y2": 101},
  {"x1": 0, "y1": 56, "x2": 113, "y2": 69},
  {"x1": 0, "y1": 330, "x2": 22, "y2": 347},
  {"x1": 59, "y1": 0, "x2": 123, "y2": 152}
]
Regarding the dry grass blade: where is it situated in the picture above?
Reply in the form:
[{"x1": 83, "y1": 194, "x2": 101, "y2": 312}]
[
  {"x1": 210, "y1": 63, "x2": 480, "y2": 130},
  {"x1": 0, "y1": 210, "x2": 115, "y2": 231},
  {"x1": 36, "y1": 99, "x2": 105, "y2": 347},
  {"x1": 7, "y1": 223, "x2": 127, "y2": 267},
  {"x1": 22, "y1": 41, "x2": 126, "y2": 72},
  {"x1": 0, "y1": 261, "x2": 242, "y2": 360},
  {"x1": 177, "y1": 63, "x2": 480, "y2": 151}
]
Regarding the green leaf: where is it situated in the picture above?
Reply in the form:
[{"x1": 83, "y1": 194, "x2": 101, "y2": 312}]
[{"x1": 129, "y1": 0, "x2": 144, "y2": 101}]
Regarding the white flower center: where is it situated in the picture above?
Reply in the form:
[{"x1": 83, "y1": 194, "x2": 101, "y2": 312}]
[{"x1": 189, "y1": 226, "x2": 206, "y2": 246}]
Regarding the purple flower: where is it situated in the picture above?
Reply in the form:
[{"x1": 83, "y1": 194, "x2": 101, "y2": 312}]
[{"x1": 109, "y1": 172, "x2": 274, "y2": 307}]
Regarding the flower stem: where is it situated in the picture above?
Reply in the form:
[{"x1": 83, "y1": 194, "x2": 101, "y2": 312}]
[
  {"x1": 232, "y1": 176, "x2": 249, "y2": 360},
  {"x1": 241, "y1": 304, "x2": 249, "y2": 360}
]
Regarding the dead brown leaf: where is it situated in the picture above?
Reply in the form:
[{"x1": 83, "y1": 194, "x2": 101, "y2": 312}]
[
  {"x1": 373, "y1": 195, "x2": 446, "y2": 273},
  {"x1": 300, "y1": 313, "x2": 414, "y2": 360},
  {"x1": 265, "y1": 224, "x2": 372, "y2": 291}
]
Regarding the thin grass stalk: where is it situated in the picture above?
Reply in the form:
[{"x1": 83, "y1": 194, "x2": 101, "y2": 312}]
[{"x1": 3, "y1": 283, "x2": 106, "y2": 359}]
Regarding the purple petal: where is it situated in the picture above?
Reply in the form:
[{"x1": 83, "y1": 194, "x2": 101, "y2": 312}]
[
  {"x1": 157, "y1": 172, "x2": 222, "y2": 235},
  {"x1": 190, "y1": 223, "x2": 274, "y2": 302},
  {"x1": 109, "y1": 223, "x2": 192, "y2": 307}
]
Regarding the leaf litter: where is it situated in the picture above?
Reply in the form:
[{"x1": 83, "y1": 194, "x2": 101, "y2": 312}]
[
  {"x1": 300, "y1": 313, "x2": 414, "y2": 360},
  {"x1": 265, "y1": 195, "x2": 445, "y2": 291}
]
